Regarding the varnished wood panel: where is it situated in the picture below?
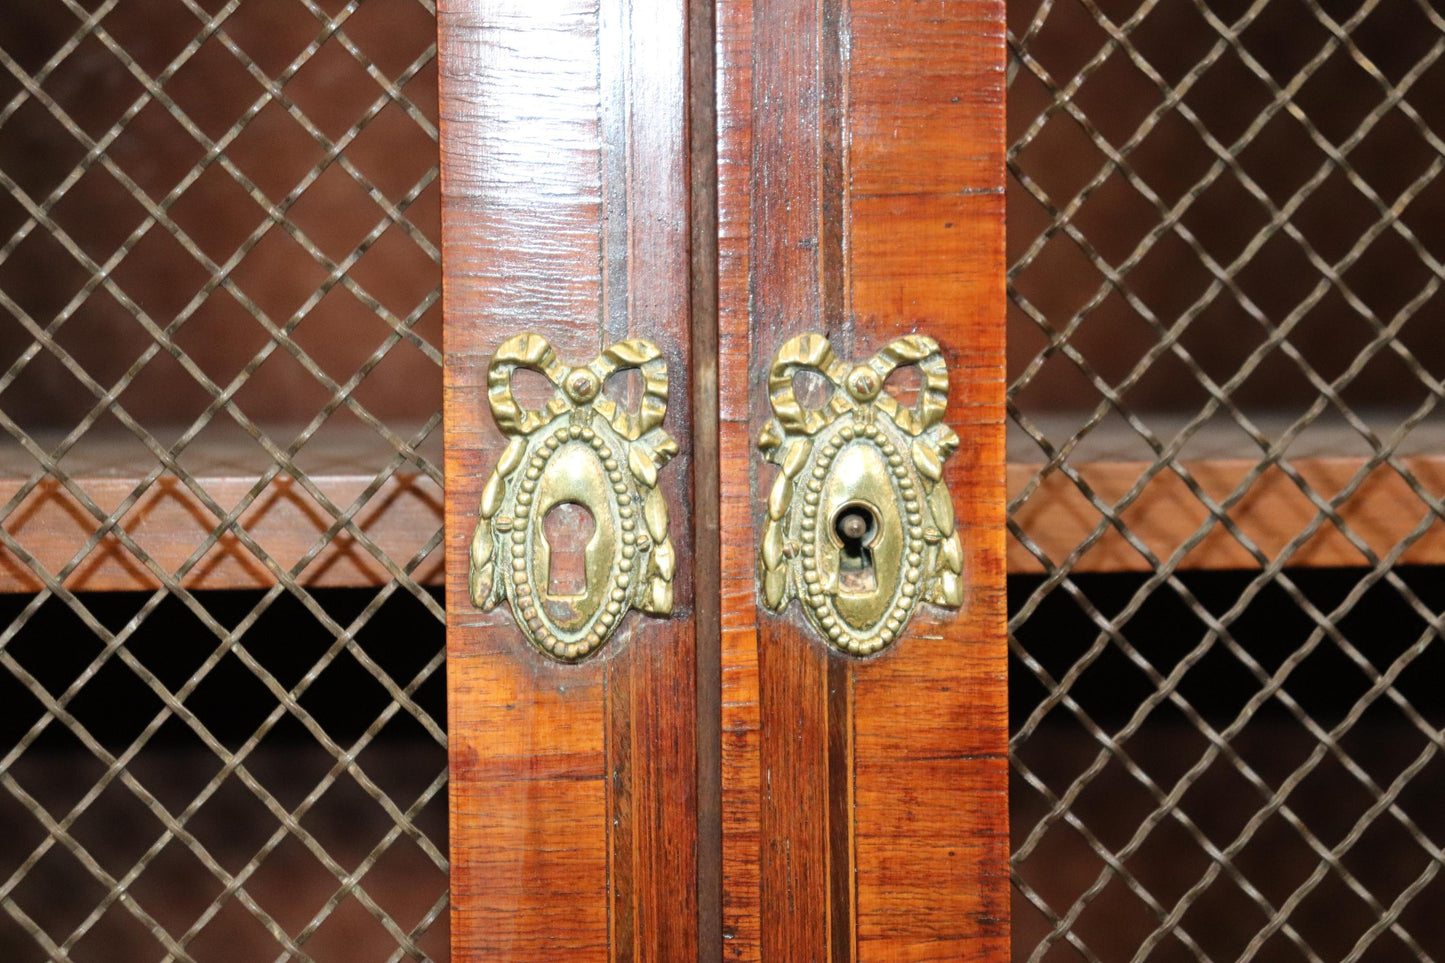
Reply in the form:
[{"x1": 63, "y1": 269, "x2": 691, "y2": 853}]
[
  {"x1": 717, "y1": 0, "x2": 1008, "y2": 960},
  {"x1": 440, "y1": 0, "x2": 700, "y2": 958}
]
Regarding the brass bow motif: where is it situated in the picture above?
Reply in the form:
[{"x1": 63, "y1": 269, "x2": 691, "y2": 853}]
[
  {"x1": 470, "y1": 333, "x2": 677, "y2": 662},
  {"x1": 758, "y1": 333, "x2": 963, "y2": 656}
]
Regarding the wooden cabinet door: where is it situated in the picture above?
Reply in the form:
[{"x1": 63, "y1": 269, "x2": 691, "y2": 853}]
[{"x1": 438, "y1": 0, "x2": 1006, "y2": 957}]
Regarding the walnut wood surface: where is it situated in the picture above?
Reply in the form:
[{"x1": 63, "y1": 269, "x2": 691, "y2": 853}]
[
  {"x1": 716, "y1": 0, "x2": 1009, "y2": 959},
  {"x1": 439, "y1": 0, "x2": 700, "y2": 958}
]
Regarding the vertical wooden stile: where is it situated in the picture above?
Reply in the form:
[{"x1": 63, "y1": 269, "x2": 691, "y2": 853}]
[
  {"x1": 439, "y1": 0, "x2": 703, "y2": 957},
  {"x1": 441, "y1": 0, "x2": 1005, "y2": 953},
  {"x1": 716, "y1": 0, "x2": 1010, "y2": 959}
]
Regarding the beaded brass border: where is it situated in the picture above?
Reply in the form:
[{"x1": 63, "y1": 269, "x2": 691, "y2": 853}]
[
  {"x1": 470, "y1": 333, "x2": 677, "y2": 662},
  {"x1": 757, "y1": 333, "x2": 963, "y2": 655}
]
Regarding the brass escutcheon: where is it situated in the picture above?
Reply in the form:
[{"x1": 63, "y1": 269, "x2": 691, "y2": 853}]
[
  {"x1": 469, "y1": 333, "x2": 677, "y2": 662},
  {"x1": 757, "y1": 333, "x2": 963, "y2": 656}
]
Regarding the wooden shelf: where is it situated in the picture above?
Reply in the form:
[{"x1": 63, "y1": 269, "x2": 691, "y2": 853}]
[
  {"x1": 10, "y1": 410, "x2": 1440, "y2": 589},
  {"x1": 0, "y1": 423, "x2": 442, "y2": 594},
  {"x1": 1008, "y1": 411, "x2": 1445, "y2": 574}
]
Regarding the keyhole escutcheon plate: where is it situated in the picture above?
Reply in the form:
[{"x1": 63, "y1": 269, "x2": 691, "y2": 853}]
[
  {"x1": 469, "y1": 333, "x2": 678, "y2": 662},
  {"x1": 757, "y1": 333, "x2": 964, "y2": 656}
]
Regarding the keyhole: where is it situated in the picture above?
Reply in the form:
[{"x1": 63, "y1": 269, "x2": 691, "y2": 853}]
[
  {"x1": 834, "y1": 504, "x2": 878, "y2": 594},
  {"x1": 543, "y1": 502, "x2": 595, "y2": 597}
]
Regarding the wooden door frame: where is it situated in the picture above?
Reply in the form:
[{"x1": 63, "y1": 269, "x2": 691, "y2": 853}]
[
  {"x1": 438, "y1": 0, "x2": 713, "y2": 956},
  {"x1": 715, "y1": 0, "x2": 1008, "y2": 957},
  {"x1": 438, "y1": 0, "x2": 1006, "y2": 956}
]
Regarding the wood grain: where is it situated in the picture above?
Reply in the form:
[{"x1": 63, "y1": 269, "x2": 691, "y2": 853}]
[
  {"x1": 0, "y1": 427, "x2": 442, "y2": 593},
  {"x1": 689, "y1": 0, "x2": 725, "y2": 950},
  {"x1": 1009, "y1": 418, "x2": 1445, "y2": 573},
  {"x1": 716, "y1": 0, "x2": 1010, "y2": 959},
  {"x1": 439, "y1": 0, "x2": 699, "y2": 958},
  {"x1": 4, "y1": 422, "x2": 1433, "y2": 598}
]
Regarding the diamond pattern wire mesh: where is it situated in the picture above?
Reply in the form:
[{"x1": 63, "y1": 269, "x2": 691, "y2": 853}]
[
  {"x1": 1007, "y1": 0, "x2": 1445, "y2": 960},
  {"x1": 0, "y1": 1, "x2": 447, "y2": 960},
  {"x1": 16, "y1": 0, "x2": 1445, "y2": 958}
]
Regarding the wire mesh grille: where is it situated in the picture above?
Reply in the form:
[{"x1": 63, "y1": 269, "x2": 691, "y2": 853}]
[
  {"x1": 1008, "y1": 0, "x2": 1445, "y2": 959},
  {"x1": 0, "y1": 1, "x2": 447, "y2": 960},
  {"x1": 10, "y1": 0, "x2": 1445, "y2": 959}
]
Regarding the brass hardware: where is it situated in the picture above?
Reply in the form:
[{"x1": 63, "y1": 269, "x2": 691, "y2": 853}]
[
  {"x1": 757, "y1": 333, "x2": 963, "y2": 656},
  {"x1": 470, "y1": 333, "x2": 677, "y2": 662}
]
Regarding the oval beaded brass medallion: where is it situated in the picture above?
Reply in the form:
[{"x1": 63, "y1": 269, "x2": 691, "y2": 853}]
[
  {"x1": 469, "y1": 333, "x2": 677, "y2": 662},
  {"x1": 757, "y1": 333, "x2": 963, "y2": 656}
]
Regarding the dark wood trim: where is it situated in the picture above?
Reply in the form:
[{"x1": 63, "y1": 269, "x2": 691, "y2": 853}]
[
  {"x1": 689, "y1": 0, "x2": 724, "y2": 952},
  {"x1": 745, "y1": 0, "x2": 852, "y2": 948},
  {"x1": 827, "y1": 656, "x2": 856, "y2": 963}
]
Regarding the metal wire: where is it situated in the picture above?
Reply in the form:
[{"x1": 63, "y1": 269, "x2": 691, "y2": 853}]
[
  {"x1": 12, "y1": 0, "x2": 1445, "y2": 960},
  {"x1": 1009, "y1": 0, "x2": 1445, "y2": 959},
  {"x1": 0, "y1": 1, "x2": 446, "y2": 960}
]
